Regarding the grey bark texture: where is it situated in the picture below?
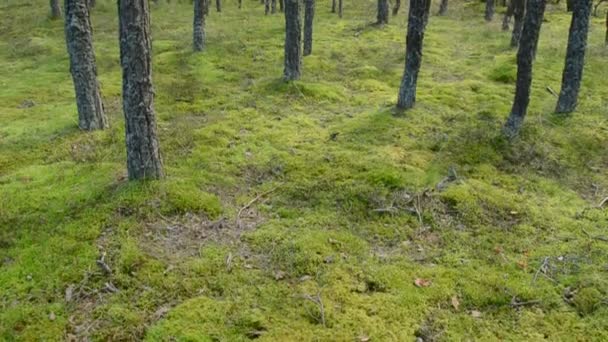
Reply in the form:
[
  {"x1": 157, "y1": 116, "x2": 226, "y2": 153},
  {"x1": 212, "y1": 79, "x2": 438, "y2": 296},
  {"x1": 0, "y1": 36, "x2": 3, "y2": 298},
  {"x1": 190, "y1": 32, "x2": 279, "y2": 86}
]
[
  {"x1": 396, "y1": 0, "x2": 431, "y2": 110},
  {"x1": 193, "y1": 0, "x2": 206, "y2": 51},
  {"x1": 377, "y1": 0, "x2": 389, "y2": 24},
  {"x1": 510, "y1": 0, "x2": 525, "y2": 47},
  {"x1": 284, "y1": 0, "x2": 302, "y2": 80},
  {"x1": 265, "y1": 0, "x2": 270, "y2": 15},
  {"x1": 51, "y1": 0, "x2": 62, "y2": 19},
  {"x1": 393, "y1": 0, "x2": 401, "y2": 15},
  {"x1": 555, "y1": 0, "x2": 592, "y2": 114},
  {"x1": 438, "y1": 0, "x2": 448, "y2": 15},
  {"x1": 485, "y1": 0, "x2": 495, "y2": 21},
  {"x1": 304, "y1": 0, "x2": 315, "y2": 56},
  {"x1": 118, "y1": 0, "x2": 164, "y2": 180},
  {"x1": 65, "y1": 0, "x2": 108, "y2": 131},
  {"x1": 503, "y1": 0, "x2": 546, "y2": 139},
  {"x1": 502, "y1": 0, "x2": 514, "y2": 30}
]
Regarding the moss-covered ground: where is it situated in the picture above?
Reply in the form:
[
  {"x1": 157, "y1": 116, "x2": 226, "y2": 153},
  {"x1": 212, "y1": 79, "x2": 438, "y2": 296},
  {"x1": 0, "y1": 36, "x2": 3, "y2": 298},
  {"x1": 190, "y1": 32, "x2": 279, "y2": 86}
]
[{"x1": 1, "y1": 0, "x2": 608, "y2": 340}]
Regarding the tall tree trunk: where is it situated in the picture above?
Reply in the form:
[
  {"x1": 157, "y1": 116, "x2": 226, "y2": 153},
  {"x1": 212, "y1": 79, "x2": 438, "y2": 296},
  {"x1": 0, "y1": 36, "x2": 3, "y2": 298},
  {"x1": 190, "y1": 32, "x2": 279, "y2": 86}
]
[
  {"x1": 503, "y1": 0, "x2": 546, "y2": 139},
  {"x1": 438, "y1": 0, "x2": 448, "y2": 15},
  {"x1": 396, "y1": 0, "x2": 431, "y2": 110},
  {"x1": 338, "y1": 0, "x2": 343, "y2": 18},
  {"x1": 238, "y1": 0, "x2": 242, "y2": 9},
  {"x1": 284, "y1": 0, "x2": 302, "y2": 80},
  {"x1": 272, "y1": 0, "x2": 277, "y2": 13},
  {"x1": 393, "y1": 0, "x2": 401, "y2": 15},
  {"x1": 605, "y1": 9, "x2": 608, "y2": 46},
  {"x1": 193, "y1": 0, "x2": 206, "y2": 51},
  {"x1": 304, "y1": 0, "x2": 315, "y2": 56},
  {"x1": 216, "y1": 0, "x2": 221, "y2": 12},
  {"x1": 332, "y1": 0, "x2": 336, "y2": 13},
  {"x1": 485, "y1": 0, "x2": 495, "y2": 21},
  {"x1": 566, "y1": 0, "x2": 573, "y2": 11},
  {"x1": 50, "y1": 0, "x2": 62, "y2": 19},
  {"x1": 118, "y1": 0, "x2": 164, "y2": 180},
  {"x1": 510, "y1": 0, "x2": 525, "y2": 47},
  {"x1": 502, "y1": 0, "x2": 515, "y2": 30},
  {"x1": 377, "y1": 0, "x2": 389, "y2": 24},
  {"x1": 65, "y1": 0, "x2": 107, "y2": 131},
  {"x1": 265, "y1": 0, "x2": 270, "y2": 15},
  {"x1": 279, "y1": 0, "x2": 284, "y2": 12},
  {"x1": 555, "y1": 0, "x2": 592, "y2": 114}
]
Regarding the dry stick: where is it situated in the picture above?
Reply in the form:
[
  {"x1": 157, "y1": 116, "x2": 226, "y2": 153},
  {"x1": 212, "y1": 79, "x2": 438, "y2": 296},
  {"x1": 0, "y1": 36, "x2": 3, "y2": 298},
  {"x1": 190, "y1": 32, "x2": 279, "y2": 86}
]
[
  {"x1": 582, "y1": 228, "x2": 608, "y2": 242},
  {"x1": 532, "y1": 257, "x2": 549, "y2": 283},
  {"x1": 301, "y1": 291, "x2": 326, "y2": 327},
  {"x1": 598, "y1": 196, "x2": 608, "y2": 208},
  {"x1": 510, "y1": 296, "x2": 541, "y2": 308},
  {"x1": 546, "y1": 86, "x2": 558, "y2": 97},
  {"x1": 236, "y1": 185, "x2": 282, "y2": 228}
]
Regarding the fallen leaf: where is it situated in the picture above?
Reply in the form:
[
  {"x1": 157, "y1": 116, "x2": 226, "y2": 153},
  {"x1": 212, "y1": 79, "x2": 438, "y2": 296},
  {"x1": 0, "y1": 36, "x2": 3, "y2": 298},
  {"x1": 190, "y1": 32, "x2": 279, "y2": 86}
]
[
  {"x1": 451, "y1": 295, "x2": 460, "y2": 310},
  {"x1": 470, "y1": 310, "x2": 482, "y2": 318},
  {"x1": 49, "y1": 312, "x2": 56, "y2": 321},
  {"x1": 358, "y1": 335, "x2": 371, "y2": 342},
  {"x1": 414, "y1": 278, "x2": 432, "y2": 287}
]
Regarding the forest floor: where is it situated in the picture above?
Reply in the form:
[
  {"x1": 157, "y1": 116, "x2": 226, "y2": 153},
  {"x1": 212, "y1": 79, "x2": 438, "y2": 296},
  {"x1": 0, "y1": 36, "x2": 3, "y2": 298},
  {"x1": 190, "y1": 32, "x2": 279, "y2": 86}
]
[{"x1": 1, "y1": 0, "x2": 608, "y2": 340}]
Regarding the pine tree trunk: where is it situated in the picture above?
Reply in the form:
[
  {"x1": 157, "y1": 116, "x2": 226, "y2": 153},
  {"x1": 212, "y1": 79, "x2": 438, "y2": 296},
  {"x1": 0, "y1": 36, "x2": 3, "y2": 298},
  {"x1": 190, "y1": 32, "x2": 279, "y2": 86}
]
[
  {"x1": 503, "y1": 0, "x2": 546, "y2": 139},
  {"x1": 555, "y1": 0, "x2": 591, "y2": 113},
  {"x1": 397, "y1": 0, "x2": 431, "y2": 110},
  {"x1": 510, "y1": 0, "x2": 525, "y2": 48},
  {"x1": 393, "y1": 0, "x2": 401, "y2": 16},
  {"x1": 338, "y1": 0, "x2": 343, "y2": 18},
  {"x1": 438, "y1": 0, "x2": 448, "y2": 15},
  {"x1": 216, "y1": 0, "x2": 221, "y2": 12},
  {"x1": 304, "y1": 0, "x2": 315, "y2": 56},
  {"x1": 502, "y1": 0, "x2": 515, "y2": 30},
  {"x1": 193, "y1": 0, "x2": 206, "y2": 51},
  {"x1": 65, "y1": 0, "x2": 107, "y2": 131},
  {"x1": 118, "y1": 0, "x2": 164, "y2": 180},
  {"x1": 50, "y1": 0, "x2": 62, "y2": 19},
  {"x1": 265, "y1": 0, "x2": 270, "y2": 15},
  {"x1": 332, "y1": 0, "x2": 336, "y2": 13},
  {"x1": 485, "y1": 0, "x2": 495, "y2": 21},
  {"x1": 377, "y1": 0, "x2": 389, "y2": 24},
  {"x1": 272, "y1": 0, "x2": 277, "y2": 13},
  {"x1": 284, "y1": 0, "x2": 302, "y2": 81}
]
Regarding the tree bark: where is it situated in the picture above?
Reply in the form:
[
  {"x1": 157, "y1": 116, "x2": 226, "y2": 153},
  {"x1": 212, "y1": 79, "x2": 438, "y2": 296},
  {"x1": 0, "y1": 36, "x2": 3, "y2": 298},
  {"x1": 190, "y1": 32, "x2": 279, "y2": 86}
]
[
  {"x1": 216, "y1": 0, "x2": 221, "y2": 12},
  {"x1": 502, "y1": 0, "x2": 515, "y2": 30},
  {"x1": 510, "y1": 0, "x2": 525, "y2": 48},
  {"x1": 284, "y1": 0, "x2": 302, "y2": 80},
  {"x1": 118, "y1": 0, "x2": 164, "y2": 180},
  {"x1": 332, "y1": 0, "x2": 336, "y2": 13},
  {"x1": 265, "y1": 0, "x2": 270, "y2": 15},
  {"x1": 272, "y1": 0, "x2": 277, "y2": 13},
  {"x1": 65, "y1": 0, "x2": 107, "y2": 131},
  {"x1": 393, "y1": 0, "x2": 401, "y2": 15},
  {"x1": 438, "y1": 0, "x2": 448, "y2": 15},
  {"x1": 304, "y1": 0, "x2": 315, "y2": 56},
  {"x1": 193, "y1": 0, "x2": 206, "y2": 51},
  {"x1": 279, "y1": 0, "x2": 284, "y2": 12},
  {"x1": 50, "y1": 0, "x2": 62, "y2": 19},
  {"x1": 605, "y1": 9, "x2": 608, "y2": 46},
  {"x1": 555, "y1": 0, "x2": 592, "y2": 113},
  {"x1": 396, "y1": 0, "x2": 431, "y2": 110},
  {"x1": 377, "y1": 0, "x2": 389, "y2": 24},
  {"x1": 338, "y1": 0, "x2": 343, "y2": 18},
  {"x1": 88, "y1": 0, "x2": 96, "y2": 8},
  {"x1": 485, "y1": 0, "x2": 495, "y2": 21},
  {"x1": 503, "y1": 0, "x2": 546, "y2": 139},
  {"x1": 566, "y1": 0, "x2": 573, "y2": 11}
]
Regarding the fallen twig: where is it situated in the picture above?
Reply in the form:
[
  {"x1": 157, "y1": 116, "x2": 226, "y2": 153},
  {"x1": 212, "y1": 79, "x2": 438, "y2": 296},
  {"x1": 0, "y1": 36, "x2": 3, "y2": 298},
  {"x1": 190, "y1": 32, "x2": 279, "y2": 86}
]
[
  {"x1": 96, "y1": 252, "x2": 112, "y2": 275},
  {"x1": 598, "y1": 197, "x2": 608, "y2": 208},
  {"x1": 300, "y1": 291, "x2": 326, "y2": 327},
  {"x1": 236, "y1": 185, "x2": 282, "y2": 229},
  {"x1": 511, "y1": 296, "x2": 541, "y2": 308},
  {"x1": 546, "y1": 86, "x2": 558, "y2": 97},
  {"x1": 533, "y1": 257, "x2": 550, "y2": 283}
]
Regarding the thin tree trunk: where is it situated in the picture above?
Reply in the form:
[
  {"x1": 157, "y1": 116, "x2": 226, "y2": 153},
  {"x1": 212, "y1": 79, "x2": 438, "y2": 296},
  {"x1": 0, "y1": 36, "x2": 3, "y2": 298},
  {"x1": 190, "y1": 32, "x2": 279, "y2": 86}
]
[
  {"x1": 118, "y1": 0, "x2": 163, "y2": 180},
  {"x1": 503, "y1": 0, "x2": 547, "y2": 139},
  {"x1": 393, "y1": 0, "x2": 401, "y2": 16},
  {"x1": 265, "y1": 0, "x2": 270, "y2": 15},
  {"x1": 377, "y1": 0, "x2": 389, "y2": 24},
  {"x1": 566, "y1": 0, "x2": 573, "y2": 11},
  {"x1": 438, "y1": 0, "x2": 448, "y2": 15},
  {"x1": 239, "y1": 0, "x2": 242, "y2": 9},
  {"x1": 304, "y1": 0, "x2": 315, "y2": 56},
  {"x1": 65, "y1": 0, "x2": 107, "y2": 131},
  {"x1": 284, "y1": 0, "x2": 302, "y2": 80},
  {"x1": 555, "y1": 0, "x2": 592, "y2": 113},
  {"x1": 485, "y1": 0, "x2": 495, "y2": 21},
  {"x1": 338, "y1": 0, "x2": 343, "y2": 18},
  {"x1": 279, "y1": 0, "x2": 284, "y2": 12},
  {"x1": 216, "y1": 0, "x2": 221, "y2": 12},
  {"x1": 50, "y1": 0, "x2": 62, "y2": 19},
  {"x1": 193, "y1": 0, "x2": 206, "y2": 51},
  {"x1": 605, "y1": 9, "x2": 608, "y2": 46},
  {"x1": 396, "y1": 0, "x2": 431, "y2": 110},
  {"x1": 272, "y1": 0, "x2": 277, "y2": 13},
  {"x1": 510, "y1": 0, "x2": 525, "y2": 47},
  {"x1": 502, "y1": 0, "x2": 515, "y2": 30},
  {"x1": 332, "y1": 0, "x2": 336, "y2": 13}
]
